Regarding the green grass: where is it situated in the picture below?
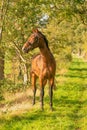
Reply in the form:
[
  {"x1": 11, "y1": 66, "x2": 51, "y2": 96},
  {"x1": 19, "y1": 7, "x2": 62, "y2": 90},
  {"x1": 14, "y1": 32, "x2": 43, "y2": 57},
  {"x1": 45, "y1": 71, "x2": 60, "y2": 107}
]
[{"x1": 0, "y1": 57, "x2": 87, "y2": 130}]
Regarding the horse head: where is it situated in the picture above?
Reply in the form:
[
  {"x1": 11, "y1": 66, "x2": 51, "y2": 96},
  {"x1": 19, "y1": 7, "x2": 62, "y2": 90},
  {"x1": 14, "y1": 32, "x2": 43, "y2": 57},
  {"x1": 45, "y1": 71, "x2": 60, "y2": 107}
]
[{"x1": 22, "y1": 29, "x2": 39, "y2": 53}]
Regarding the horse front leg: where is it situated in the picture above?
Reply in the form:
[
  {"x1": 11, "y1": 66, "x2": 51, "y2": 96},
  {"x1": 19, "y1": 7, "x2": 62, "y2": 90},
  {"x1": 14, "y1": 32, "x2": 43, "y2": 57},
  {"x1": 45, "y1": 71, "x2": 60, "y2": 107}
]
[
  {"x1": 40, "y1": 87, "x2": 44, "y2": 110},
  {"x1": 39, "y1": 78, "x2": 44, "y2": 110},
  {"x1": 49, "y1": 77, "x2": 54, "y2": 111},
  {"x1": 31, "y1": 72, "x2": 37, "y2": 105}
]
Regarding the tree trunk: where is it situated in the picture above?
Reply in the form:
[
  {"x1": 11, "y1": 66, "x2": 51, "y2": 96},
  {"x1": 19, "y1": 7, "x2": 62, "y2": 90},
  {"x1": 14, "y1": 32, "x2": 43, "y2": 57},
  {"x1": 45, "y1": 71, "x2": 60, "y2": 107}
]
[
  {"x1": 0, "y1": 50, "x2": 4, "y2": 80},
  {"x1": 0, "y1": 0, "x2": 9, "y2": 80},
  {"x1": 23, "y1": 63, "x2": 28, "y2": 85}
]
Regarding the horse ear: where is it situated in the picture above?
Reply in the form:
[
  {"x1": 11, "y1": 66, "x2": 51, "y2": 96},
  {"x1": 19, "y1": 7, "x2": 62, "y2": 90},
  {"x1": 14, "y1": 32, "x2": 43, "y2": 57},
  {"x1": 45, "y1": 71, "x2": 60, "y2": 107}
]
[{"x1": 33, "y1": 28, "x2": 39, "y2": 33}]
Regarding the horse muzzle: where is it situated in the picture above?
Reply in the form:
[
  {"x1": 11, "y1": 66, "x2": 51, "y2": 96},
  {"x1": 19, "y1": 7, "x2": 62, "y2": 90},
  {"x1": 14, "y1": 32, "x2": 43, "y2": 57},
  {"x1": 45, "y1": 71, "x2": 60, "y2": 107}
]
[{"x1": 22, "y1": 47, "x2": 29, "y2": 53}]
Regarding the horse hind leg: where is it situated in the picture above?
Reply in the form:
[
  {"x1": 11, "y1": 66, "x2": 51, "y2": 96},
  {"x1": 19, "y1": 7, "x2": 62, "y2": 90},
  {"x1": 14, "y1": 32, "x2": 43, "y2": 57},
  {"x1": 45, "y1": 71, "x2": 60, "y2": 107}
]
[
  {"x1": 49, "y1": 77, "x2": 54, "y2": 111},
  {"x1": 31, "y1": 72, "x2": 37, "y2": 105}
]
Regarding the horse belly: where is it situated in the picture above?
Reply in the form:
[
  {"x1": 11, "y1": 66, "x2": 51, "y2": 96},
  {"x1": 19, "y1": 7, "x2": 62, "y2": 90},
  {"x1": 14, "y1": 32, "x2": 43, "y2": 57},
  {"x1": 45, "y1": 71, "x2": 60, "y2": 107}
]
[{"x1": 43, "y1": 67, "x2": 53, "y2": 79}]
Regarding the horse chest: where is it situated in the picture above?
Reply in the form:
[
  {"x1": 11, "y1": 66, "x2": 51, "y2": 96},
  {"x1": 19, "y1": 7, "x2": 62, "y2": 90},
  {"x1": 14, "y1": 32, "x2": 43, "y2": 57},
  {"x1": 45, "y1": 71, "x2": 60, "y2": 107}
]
[
  {"x1": 43, "y1": 65, "x2": 53, "y2": 78},
  {"x1": 32, "y1": 55, "x2": 55, "y2": 78}
]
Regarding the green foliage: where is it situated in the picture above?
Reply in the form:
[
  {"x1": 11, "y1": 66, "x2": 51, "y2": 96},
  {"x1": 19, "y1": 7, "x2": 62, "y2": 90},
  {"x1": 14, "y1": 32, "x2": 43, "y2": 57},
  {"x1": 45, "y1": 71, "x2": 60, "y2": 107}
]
[
  {"x1": 1, "y1": 0, "x2": 87, "y2": 60},
  {"x1": 0, "y1": 91, "x2": 4, "y2": 101},
  {"x1": 0, "y1": 79, "x2": 23, "y2": 93}
]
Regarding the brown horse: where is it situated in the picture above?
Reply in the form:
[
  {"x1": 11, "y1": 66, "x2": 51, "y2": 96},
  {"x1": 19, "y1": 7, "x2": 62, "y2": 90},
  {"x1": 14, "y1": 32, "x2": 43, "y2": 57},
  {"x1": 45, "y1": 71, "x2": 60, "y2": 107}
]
[{"x1": 22, "y1": 29, "x2": 56, "y2": 110}]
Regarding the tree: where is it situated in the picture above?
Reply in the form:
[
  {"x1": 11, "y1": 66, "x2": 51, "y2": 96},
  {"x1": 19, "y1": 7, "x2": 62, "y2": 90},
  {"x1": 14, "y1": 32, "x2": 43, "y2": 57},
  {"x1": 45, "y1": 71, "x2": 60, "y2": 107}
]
[
  {"x1": 3, "y1": 0, "x2": 49, "y2": 83},
  {"x1": 0, "y1": 0, "x2": 9, "y2": 80},
  {"x1": 1, "y1": 0, "x2": 87, "y2": 84}
]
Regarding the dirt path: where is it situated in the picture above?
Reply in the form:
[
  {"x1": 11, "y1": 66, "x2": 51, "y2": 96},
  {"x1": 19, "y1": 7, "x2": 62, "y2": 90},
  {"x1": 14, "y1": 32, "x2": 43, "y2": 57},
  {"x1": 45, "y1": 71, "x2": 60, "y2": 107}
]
[{"x1": 0, "y1": 88, "x2": 40, "y2": 116}]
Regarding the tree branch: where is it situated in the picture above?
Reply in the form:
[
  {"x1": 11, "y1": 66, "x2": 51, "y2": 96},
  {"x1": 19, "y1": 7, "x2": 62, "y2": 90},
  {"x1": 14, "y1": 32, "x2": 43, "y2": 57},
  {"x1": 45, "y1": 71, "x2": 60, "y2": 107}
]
[{"x1": 12, "y1": 41, "x2": 26, "y2": 63}]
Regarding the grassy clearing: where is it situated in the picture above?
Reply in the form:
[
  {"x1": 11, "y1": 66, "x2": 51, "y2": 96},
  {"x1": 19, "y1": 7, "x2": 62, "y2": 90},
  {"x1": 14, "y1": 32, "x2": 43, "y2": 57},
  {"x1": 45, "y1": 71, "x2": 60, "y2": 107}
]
[{"x1": 0, "y1": 57, "x2": 87, "y2": 130}]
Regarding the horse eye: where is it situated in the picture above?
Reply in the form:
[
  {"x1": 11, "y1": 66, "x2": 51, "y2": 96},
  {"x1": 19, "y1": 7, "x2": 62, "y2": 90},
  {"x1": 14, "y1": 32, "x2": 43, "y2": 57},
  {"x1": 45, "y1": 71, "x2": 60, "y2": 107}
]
[
  {"x1": 36, "y1": 37, "x2": 38, "y2": 41},
  {"x1": 28, "y1": 42, "x2": 31, "y2": 45},
  {"x1": 29, "y1": 43, "x2": 32, "y2": 46}
]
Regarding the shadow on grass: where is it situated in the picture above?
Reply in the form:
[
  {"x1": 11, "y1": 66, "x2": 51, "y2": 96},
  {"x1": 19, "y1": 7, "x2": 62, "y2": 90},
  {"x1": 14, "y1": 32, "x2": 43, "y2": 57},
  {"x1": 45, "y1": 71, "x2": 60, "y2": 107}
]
[
  {"x1": 69, "y1": 68, "x2": 87, "y2": 71},
  {"x1": 72, "y1": 61, "x2": 87, "y2": 65},
  {"x1": 64, "y1": 74, "x2": 87, "y2": 79},
  {"x1": 0, "y1": 109, "x2": 62, "y2": 128},
  {"x1": 54, "y1": 96, "x2": 82, "y2": 107}
]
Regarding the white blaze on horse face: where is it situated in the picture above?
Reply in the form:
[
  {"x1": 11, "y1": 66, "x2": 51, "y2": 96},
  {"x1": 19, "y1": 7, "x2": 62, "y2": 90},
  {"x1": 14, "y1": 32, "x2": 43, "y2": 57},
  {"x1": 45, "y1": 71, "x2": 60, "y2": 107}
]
[{"x1": 22, "y1": 42, "x2": 29, "y2": 53}]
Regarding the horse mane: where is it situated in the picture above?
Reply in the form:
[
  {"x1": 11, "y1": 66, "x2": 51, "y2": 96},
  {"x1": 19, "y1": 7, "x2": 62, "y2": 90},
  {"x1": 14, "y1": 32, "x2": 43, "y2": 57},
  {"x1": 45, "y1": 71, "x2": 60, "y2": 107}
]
[{"x1": 38, "y1": 31, "x2": 50, "y2": 50}]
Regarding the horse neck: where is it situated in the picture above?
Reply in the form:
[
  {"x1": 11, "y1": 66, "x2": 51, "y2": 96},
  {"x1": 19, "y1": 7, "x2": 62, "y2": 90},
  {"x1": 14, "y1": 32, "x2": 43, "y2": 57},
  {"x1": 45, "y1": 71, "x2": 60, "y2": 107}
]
[{"x1": 39, "y1": 41, "x2": 51, "y2": 63}]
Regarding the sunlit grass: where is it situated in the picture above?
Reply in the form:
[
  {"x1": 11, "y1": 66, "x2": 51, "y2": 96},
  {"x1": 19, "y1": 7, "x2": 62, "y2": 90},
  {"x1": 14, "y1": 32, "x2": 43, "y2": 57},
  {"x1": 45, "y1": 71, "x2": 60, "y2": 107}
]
[{"x1": 0, "y1": 57, "x2": 87, "y2": 130}]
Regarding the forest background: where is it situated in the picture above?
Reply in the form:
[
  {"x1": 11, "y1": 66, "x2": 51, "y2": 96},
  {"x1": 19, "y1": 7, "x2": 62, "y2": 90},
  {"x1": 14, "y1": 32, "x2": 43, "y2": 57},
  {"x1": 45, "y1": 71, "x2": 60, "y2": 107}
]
[
  {"x1": 0, "y1": 0, "x2": 87, "y2": 130},
  {"x1": 0, "y1": 0, "x2": 87, "y2": 90}
]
